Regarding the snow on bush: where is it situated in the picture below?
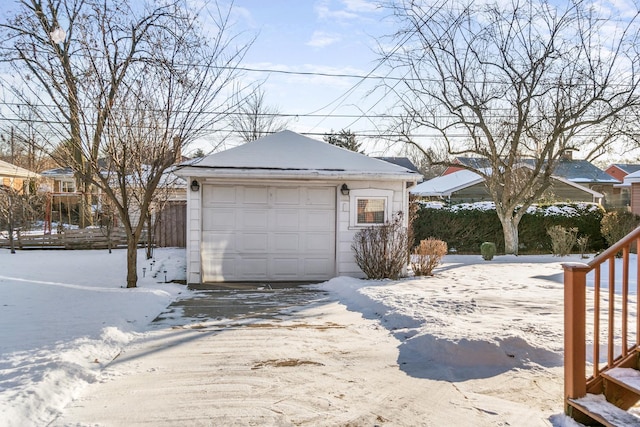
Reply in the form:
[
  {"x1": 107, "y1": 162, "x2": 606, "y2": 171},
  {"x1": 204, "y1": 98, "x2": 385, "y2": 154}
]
[{"x1": 418, "y1": 200, "x2": 601, "y2": 217}]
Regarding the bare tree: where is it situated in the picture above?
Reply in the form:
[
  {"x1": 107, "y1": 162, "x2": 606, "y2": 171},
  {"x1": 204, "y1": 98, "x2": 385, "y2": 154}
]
[
  {"x1": 383, "y1": 0, "x2": 640, "y2": 254},
  {"x1": 0, "y1": 125, "x2": 53, "y2": 173},
  {"x1": 0, "y1": 186, "x2": 40, "y2": 253},
  {"x1": 230, "y1": 89, "x2": 289, "y2": 142},
  {"x1": 1, "y1": 0, "x2": 252, "y2": 287}
]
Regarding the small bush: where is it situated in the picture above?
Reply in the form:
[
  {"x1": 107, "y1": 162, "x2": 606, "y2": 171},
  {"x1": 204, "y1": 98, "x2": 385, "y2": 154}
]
[
  {"x1": 352, "y1": 214, "x2": 408, "y2": 279},
  {"x1": 547, "y1": 225, "x2": 577, "y2": 256},
  {"x1": 576, "y1": 235, "x2": 590, "y2": 258},
  {"x1": 601, "y1": 210, "x2": 640, "y2": 247},
  {"x1": 480, "y1": 242, "x2": 496, "y2": 260},
  {"x1": 411, "y1": 238, "x2": 447, "y2": 276}
]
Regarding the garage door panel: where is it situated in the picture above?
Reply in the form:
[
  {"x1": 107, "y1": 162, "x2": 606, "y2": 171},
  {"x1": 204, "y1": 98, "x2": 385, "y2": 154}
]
[
  {"x1": 201, "y1": 184, "x2": 335, "y2": 282},
  {"x1": 242, "y1": 210, "x2": 269, "y2": 228},
  {"x1": 243, "y1": 187, "x2": 269, "y2": 204},
  {"x1": 305, "y1": 232, "x2": 333, "y2": 251},
  {"x1": 238, "y1": 233, "x2": 268, "y2": 252},
  {"x1": 306, "y1": 187, "x2": 334, "y2": 206},
  {"x1": 274, "y1": 210, "x2": 300, "y2": 229},
  {"x1": 271, "y1": 258, "x2": 300, "y2": 277},
  {"x1": 202, "y1": 209, "x2": 235, "y2": 230},
  {"x1": 304, "y1": 210, "x2": 334, "y2": 229},
  {"x1": 238, "y1": 258, "x2": 269, "y2": 278},
  {"x1": 274, "y1": 187, "x2": 300, "y2": 205},
  {"x1": 202, "y1": 231, "x2": 235, "y2": 251},
  {"x1": 202, "y1": 256, "x2": 237, "y2": 282},
  {"x1": 304, "y1": 258, "x2": 333, "y2": 276},
  {"x1": 272, "y1": 233, "x2": 299, "y2": 251},
  {"x1": 203, "y1": 185, "x2": 236, "y2": 206}
]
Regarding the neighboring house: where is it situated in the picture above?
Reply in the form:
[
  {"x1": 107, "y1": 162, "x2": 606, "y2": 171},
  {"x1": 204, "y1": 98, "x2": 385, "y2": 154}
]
[
  {"x1": 40, "y1": 167, "x2": 76, "y2": 193},
  {"x1": 175, "y1": 130, "x2": 421, "y2": 283},
  {"x1": 375, "y1": 157, "x2": 421, "y2": 176},
  {"x1": 442, "y1": 156, "x2": 620, "y2": 206},
  {"x1": 0, "y1": 160, "x2": 40, "y2": 194},
  {"x1": 605, "y1": 164, "x2": 640, "y2": 182},
  {"x1": 616, "y1": 170, "x2": 640, "y2": 216},
  {"x1": 411, "y1": 168, "x2": 604, "y2": 204},
  {"x1": 605, "y1": 164, "x2": 640, "y2": 209}
]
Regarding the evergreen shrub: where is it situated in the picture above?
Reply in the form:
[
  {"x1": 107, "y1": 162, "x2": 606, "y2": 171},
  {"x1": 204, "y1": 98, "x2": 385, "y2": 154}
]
[
  {"x1": 480, "y1": 242, "x2": 496, "y2": 260},
  {"x1": 412, "y1": 201, "x2": 606, "y2": 254}
]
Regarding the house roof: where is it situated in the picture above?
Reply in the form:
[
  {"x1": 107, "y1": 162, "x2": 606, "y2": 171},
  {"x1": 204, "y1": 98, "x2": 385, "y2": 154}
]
[
  {"x1": 412, "y1": 168, "x2": 604, "y2": 198},
  {"x1": 621, "y1": 169, "x2": 640, "y2": 184},
  {"x1": 40, "y1": 167, "x2": 74, "y2": 178},
  {"x1": 375, "y1": 157, "x2": 421, "y2": 173},
  {"x1": 176, "y1": 130, "x2": 422, "y2": 181},
  {"x1": 411, "y1": 170, "x2": 484, "y2": 197},
  {"x1": 0, "y1": 160, "x2": 40, "y2": 179},
  {"x1": 610, "y1": 164, "x2": 640, "y2": 175},
  {"x1": 453, "y1": 157, "x2": 619, "y2": 184},
  {"x1": 553, "y1": 159, "x2": 619, "y2": 184}
]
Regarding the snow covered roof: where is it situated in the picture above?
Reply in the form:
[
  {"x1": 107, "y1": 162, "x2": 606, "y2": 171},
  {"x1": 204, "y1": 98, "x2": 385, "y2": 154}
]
[
  {"x1": 0, "y1": 159, "x2": 40, "y2": 179},
  {"x1": 40, "y1": 167, "x2": 74, "y2": 178},
  {"x1": 453, "y1": 157, "x2": 619, "y2": 184},
  {"x1": 410, "y1": 170, "x2": 483, "y2": 197},
  {"x1": 621, "y1": 169, "x2": 640, "y2": 184},
  {"x1": 176, "y1": 130, "x2": 422, "y2": 181},
  {"x1": 411, "y1": 168, "x2": 604, "y2": 198}
]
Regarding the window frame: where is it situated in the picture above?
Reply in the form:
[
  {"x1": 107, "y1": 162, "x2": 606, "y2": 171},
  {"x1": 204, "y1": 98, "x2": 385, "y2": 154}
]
[
  {"x1": 61, "y1": 180, "x2": 75, "y2": 193},
  {"x1": 348, "y1": 188, "x2": 394, "y2": 228}
]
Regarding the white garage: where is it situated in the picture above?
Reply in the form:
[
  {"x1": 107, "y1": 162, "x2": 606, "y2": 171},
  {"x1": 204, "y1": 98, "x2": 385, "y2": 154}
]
[{"x1": 176, "y1": 130, "x2": 421, "y2": 284}]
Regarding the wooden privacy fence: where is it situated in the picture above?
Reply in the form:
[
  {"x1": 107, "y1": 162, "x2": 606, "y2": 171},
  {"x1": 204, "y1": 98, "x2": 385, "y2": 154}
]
[
  {"x1": 154, "y1": 201, "x2": 186, "y2": 248},
  {"x1": 0, "y1": 228, "x2": 148, "y2": 250}
]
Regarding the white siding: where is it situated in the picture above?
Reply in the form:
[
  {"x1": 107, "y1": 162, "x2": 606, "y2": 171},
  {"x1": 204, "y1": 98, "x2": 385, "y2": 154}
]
[
  {"x1": 335, "y1": 180, "x2": 409, "y2": 278},
  {"x1": 184, "y1": 178, "x2": 413, "y2": 283}
]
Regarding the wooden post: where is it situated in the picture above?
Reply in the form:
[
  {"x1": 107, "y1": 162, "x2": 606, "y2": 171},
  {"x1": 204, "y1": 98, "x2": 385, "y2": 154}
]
[{"x1": 563, "y1": 262, "x2": 590, "y2": 413}]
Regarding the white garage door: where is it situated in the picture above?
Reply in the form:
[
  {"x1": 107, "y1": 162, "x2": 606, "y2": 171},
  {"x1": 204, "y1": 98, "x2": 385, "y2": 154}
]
[{"x1": 201, "y1": 184, "x2": 336, "y2": 282}]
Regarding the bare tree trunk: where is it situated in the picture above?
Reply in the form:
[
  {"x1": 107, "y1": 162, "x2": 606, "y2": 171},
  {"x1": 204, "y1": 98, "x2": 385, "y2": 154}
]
[
  {"x1": 7, "y1": 203, "x2": 15, "y2": 254},
  {"x1": 146, "y1": 211, "x2": 153, "y2": 260},
  {"x1": 126, "y1": 238, "x2": 138, "y2": 288},
  {"x1": 496, "y1": 211, "x2": 522, "y2": 255}
]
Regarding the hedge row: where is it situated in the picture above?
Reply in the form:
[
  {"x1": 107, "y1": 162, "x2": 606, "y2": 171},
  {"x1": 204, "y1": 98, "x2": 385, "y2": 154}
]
[{"x1": 412, "y1": 201, "x2": 607, "y2": 254}]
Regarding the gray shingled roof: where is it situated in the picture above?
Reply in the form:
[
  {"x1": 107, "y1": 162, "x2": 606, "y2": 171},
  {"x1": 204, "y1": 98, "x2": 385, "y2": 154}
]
[{"x1": 454, "y1": 157, "x2": 619, "y2": 184}]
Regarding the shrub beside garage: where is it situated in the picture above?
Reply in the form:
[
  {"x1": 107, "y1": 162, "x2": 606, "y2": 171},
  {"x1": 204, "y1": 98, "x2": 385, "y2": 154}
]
[{"x1": 412, "y1": 201, "x2": 607, "y2": 254}]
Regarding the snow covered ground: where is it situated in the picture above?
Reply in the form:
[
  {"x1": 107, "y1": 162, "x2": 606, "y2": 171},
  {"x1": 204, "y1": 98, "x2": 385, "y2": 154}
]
[{"x1": 0, "y1": 248, "x2": 622, "y2": 426}]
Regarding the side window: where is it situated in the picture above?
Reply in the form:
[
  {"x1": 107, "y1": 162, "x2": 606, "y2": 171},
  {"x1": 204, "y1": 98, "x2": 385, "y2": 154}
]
[
  {"x1": 348, "y1": 189, "x2": 394, "y2": 228},
  {"x1": 62, "y1": 181, "x2": 75, "y2": 192},
  {"x1": 356, "y1": 198, "x2": 386, "y2": 225}
]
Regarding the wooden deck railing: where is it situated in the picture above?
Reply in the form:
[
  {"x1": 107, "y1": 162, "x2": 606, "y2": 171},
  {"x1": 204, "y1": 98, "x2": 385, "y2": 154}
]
[{"x1": 563, "y1": 226, "x2": 640, "y2": 413}]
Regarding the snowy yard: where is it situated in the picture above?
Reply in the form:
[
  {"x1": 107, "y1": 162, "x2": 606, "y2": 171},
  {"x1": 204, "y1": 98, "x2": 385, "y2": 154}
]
[{"x1": 0, "y1": 248, "x2": 606, "y2": 426}]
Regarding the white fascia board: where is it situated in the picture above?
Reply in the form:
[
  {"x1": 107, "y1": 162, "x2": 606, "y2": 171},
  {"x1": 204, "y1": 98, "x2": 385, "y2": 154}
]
[{"x1": 175, "y1": 166, "x2": 420, "y2": 182}]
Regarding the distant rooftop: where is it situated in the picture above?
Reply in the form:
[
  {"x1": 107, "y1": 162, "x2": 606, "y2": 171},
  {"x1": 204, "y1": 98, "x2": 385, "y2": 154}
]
[{"x1": 454, "y1": 157, "x2": 619, "y2": 184}]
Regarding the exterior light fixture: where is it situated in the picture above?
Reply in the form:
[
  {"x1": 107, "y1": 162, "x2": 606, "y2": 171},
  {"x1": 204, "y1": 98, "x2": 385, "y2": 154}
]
[
  {"x1": 340, "y1": 183, "x2": 350, "y2": 196},
  {"x1": 190, "y1": 179, "x2": 200, "y2": 192}
]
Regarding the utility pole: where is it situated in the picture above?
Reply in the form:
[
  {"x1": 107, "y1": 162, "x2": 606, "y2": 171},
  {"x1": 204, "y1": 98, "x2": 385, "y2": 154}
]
[{"x1": 10, "y1": 127, "x2": 15, "y2": 164}]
